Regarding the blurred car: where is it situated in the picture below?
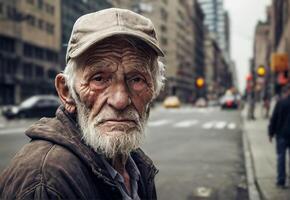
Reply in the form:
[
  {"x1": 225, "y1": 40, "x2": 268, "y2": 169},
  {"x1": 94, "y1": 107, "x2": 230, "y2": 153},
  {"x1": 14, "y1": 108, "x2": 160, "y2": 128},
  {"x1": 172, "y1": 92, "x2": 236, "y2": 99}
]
[
  {"x1": 220, "y1": 94, "x2": 240, "y2": 109},
  {"x1": 163, "y1": 96, "x2": 181, "y2": 108},
  {"x1": 2, "y1": 95, "x2": 60, "y2": 119},
  {"x1": 195, "y1": 98, "x2": 207, "y2": 107}
]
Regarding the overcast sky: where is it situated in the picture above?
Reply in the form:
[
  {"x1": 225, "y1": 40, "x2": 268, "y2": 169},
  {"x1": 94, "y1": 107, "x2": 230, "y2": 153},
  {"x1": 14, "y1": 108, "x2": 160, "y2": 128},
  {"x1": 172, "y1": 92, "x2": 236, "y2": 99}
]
[{"x1": 223, "y1": 0, "x2": 271, "y2": 91}]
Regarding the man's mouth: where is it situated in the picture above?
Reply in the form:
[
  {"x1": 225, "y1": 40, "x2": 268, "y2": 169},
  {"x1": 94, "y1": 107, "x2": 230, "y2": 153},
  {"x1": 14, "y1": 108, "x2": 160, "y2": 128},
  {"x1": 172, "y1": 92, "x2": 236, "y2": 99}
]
[{"x1": 98, "y1": 119, "x2": 137, "y2": 125}]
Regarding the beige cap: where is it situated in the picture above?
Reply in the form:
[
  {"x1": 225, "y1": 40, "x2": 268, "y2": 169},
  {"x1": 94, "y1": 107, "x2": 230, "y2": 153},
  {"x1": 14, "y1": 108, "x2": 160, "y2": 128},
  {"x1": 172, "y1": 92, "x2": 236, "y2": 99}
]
[{"x1": 66, "y1": 8, "x2": 164, "y2": 63}]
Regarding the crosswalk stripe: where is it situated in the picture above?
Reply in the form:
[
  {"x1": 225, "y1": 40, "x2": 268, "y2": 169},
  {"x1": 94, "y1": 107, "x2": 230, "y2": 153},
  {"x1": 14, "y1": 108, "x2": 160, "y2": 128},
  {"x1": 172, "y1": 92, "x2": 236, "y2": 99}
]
[
  {"x1": 173, "y1": 120, "x2": 198, "y2": 128},
  {"x1": 215, "y1": 121, "x2": 227, "y2": 129},
  {"x1": 149, "y1": 119, "x2": 237, "y2": 130},
  {"x1": 166, "y1": 108, "x2": 217, "y2": 114},
  {"x1": 148, "y1": 119, "x2": 171, "y2": 127},
  {"x1": 227, "y1": 123, "x2": 237, "y2": 130},
  {"x1": 0, "y1": 128, "x2": 25, "y2": 135},
  {"x1": 202, "y1": 122, "x2": 215, "y2": 129}
]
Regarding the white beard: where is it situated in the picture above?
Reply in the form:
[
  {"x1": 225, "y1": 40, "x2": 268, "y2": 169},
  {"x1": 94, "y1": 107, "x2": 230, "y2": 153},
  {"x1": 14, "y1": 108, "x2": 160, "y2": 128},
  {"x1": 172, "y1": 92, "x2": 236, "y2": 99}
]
[{"x1": 76, "y1": 101, "x2": 147, "y2": 159}]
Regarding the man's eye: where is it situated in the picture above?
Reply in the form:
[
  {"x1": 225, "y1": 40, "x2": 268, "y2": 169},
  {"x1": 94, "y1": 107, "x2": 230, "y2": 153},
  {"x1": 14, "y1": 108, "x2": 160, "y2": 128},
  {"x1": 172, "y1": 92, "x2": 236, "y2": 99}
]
[
  {"x1": 91, "y1": 74, "x2": 111, "y2": 89},
  {"x1": 128, "y1": 76, "x2": 147, "y2": 92},
  {"x1": 93, "y1": 75, "x2": 104, "y2": 82},
  {"x1": 131, "y1": 77, "x2": 144, "y2": 83}
]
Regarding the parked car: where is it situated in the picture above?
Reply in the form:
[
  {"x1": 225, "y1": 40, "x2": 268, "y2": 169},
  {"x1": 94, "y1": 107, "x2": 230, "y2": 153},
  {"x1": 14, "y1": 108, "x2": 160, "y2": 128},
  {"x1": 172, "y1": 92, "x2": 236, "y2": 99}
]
[
  {"x1": 220, "y1": 94, "x2": 240, "y2": 109},
  {"x1": 163, "y1": 96, "x2": 181, "y2": 108},
  {"x1": 2, "y1": 95, "x2": 61, "y2": 119}
]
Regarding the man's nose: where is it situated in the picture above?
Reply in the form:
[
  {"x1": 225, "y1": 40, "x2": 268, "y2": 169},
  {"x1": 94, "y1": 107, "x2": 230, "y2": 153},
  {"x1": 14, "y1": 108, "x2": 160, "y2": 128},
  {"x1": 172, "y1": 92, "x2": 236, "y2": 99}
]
[{"x1": 107, "y1": 82, "x2": 131, "y2": 110}]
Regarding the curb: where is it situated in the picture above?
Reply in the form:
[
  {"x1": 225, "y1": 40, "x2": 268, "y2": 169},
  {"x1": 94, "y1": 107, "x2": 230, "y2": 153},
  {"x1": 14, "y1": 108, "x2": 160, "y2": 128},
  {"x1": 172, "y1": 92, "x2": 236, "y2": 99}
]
[{"x1": 241, "y1": 109, "x2": 261, "y2": 200}]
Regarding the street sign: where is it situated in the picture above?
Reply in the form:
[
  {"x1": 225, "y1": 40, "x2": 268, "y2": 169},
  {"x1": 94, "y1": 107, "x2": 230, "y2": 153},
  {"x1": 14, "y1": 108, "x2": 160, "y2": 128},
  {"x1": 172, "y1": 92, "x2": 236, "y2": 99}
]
[{"x1": 271, "y1": 53, "x2": 288, "y2": 72}]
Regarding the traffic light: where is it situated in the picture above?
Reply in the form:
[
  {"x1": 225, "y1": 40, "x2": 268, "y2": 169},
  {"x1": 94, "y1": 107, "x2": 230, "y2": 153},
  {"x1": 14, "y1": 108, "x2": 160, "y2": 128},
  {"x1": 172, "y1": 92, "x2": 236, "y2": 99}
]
[
  {"x1": 257, "y1": 65, "x2": 266, "y2": 77},
  {"x1": 196, "y1": 77, "x2": 205, "y2": 88}
]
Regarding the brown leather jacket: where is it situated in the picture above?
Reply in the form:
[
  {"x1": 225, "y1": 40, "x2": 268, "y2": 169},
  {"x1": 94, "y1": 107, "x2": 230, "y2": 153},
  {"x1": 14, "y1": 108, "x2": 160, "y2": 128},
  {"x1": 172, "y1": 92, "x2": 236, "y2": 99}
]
[{"x1": 0, "y1": 106, "x2": 158, "y2": 200}]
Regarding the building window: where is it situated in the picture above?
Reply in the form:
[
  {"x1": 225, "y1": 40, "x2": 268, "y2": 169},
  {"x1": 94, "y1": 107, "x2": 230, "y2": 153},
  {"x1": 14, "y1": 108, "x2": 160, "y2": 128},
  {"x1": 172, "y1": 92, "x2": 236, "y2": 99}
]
[
  {"x1": 45, "y1": 3, "x2": 54, "y2": 15},
  {"x1": 160, "y1": 8, "x2": 168, "y2": 21},
  {"x1": 0, "y1": 57, "x2": 17, "y2": 76},
  {"x1": 7, "y1": 6, "x2": 17, "y2": 20},
  {"x1": 46, "y1": 23, "x2": 54, "y2": 34},
  {"x1": 38, "y1": 0, "x2": 43, "y2": 9},
  {"x1": 47, "y1": 69, "x2": 57, "y2": 80},
  {"x1": 35, "y1": 65, "x2": 44, "y2": 78},
  {"x1": 23, "y1": 63, "x2": 34, "y2": 78},
  {"x1": 283, "y1": 1, "x2": 288, "y2": 26},
  {"x1": 6, "y1": 58, "x2": 17, "y2": 75},
  {"x1": 26, "y1": 0, "x2": 34, "y2": 5},
  {"x1": 35, "y1": 46, "x2": 44, "y2": 60},
  {"x1": 27, "y1": 15, "x2": 36, "y2": 26},
  {"x1": 162, "y1": 0, "x2": 168, "y2": 4},
  {"x1": 23, "y1": 44, "x2": 33, "y2": 57},
  {"x1": 23, "y1": 43, "x2": 58, "y2": 62},
  {"x1": 46, "y1": 49, "x2": 58, "y2": 62},
  {"x1": 0, "y1": 3, "x2": 3, "y2": 15},
  {"x1": 160, "y1": 24, "x2": 167, "y2": 33},
  {"x1": 161, "y1": 37, "x2": 168, "y2": 46},
  {"x1": 38, "y1": 19, "x2": 44, "y2": 29},
  {"x1": 0, "y1": 36, "x2": 15, "y2": 52}
]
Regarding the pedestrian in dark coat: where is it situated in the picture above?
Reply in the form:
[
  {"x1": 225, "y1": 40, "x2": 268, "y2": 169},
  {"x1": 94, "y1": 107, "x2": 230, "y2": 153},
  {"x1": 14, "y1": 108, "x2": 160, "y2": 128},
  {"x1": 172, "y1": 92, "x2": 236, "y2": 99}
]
[
  {"x1": 268, "y1": 84, "x2": 290, "y2": 187},
  {"x1": 0, "y1": 8, "x2": 165, "y2": 199}
]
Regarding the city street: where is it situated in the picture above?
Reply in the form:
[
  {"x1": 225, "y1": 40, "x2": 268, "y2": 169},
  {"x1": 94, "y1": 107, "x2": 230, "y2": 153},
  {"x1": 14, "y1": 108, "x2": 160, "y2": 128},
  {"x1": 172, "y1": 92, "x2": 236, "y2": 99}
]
[
  {"x1": 0, "y1": 106, "x2": 248, "y2": 200},
  {"x1": 144, "y1": 106, "x2": 247, "y2": 200}
]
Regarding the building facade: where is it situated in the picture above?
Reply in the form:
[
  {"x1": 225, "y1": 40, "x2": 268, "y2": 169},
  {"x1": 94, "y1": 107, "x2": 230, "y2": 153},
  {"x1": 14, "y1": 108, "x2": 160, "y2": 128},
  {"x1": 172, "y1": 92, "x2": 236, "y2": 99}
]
[
  {"x1": 60, "y1": 0, "x2": 112, "y2": 68},
  {"x1": 0, "y1": 0, "x2": 61, "y2": 105},
  {"x1": 197, "y1": 0, "x2": 229, "y2": 56},
  {"x1": 252, "y1": 0, "x2": 290, "y2": 96},
  {"x1": 0, "y1": 0, "x2": 112, "y2": 105},
  {"x1": 204, "y1": 27, "x2": 232, "y2": 98},
  {"x1": 253, "y1": 21, "x2": 270, "y2": 71}
]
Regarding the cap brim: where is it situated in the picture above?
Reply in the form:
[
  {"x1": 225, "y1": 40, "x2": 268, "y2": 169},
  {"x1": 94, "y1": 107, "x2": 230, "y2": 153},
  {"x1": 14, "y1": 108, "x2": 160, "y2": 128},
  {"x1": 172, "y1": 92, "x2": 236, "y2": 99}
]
[{"x1": 67, "y1": 29, "x2": 164, "y2": 62}]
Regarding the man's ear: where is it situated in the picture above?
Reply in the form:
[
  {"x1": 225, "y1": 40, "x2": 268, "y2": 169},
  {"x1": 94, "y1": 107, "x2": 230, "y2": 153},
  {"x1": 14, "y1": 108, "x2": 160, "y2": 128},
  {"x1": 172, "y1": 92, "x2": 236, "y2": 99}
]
[{"x1": 55, "y1": 73, "x2": 76, "y2": 113}]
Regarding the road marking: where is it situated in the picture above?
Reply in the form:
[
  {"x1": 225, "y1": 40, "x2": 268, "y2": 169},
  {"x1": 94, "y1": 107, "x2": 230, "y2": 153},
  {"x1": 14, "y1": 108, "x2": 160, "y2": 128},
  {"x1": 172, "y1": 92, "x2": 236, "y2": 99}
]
[
  {"x1": 173, "y1": 120, "x2": 199, "y2": 128},
  {"x1": 168, "y1": 109, "x2": 191, "y2": 113},
  {"x1": 227, "y1": 123, "x2": 237, "y2": 130},
  {"x1": 0, "y1": 127, "x2": 26, "y2": 135},
  {"x1": 194, "y1": 187, "x2": 212, "y2": 198},
  {"x1": 148, "y1": 119, "x2": 171, "y2": 127},
  {"x1": 202, "y1": 122, "x2": 215, "y2": 129},
  {"x1": 215, "y1": 121, "x2": 227, "y2": 129},
  {"x1": 166, "y1": 108, "x2": 217, "y2": 114}
]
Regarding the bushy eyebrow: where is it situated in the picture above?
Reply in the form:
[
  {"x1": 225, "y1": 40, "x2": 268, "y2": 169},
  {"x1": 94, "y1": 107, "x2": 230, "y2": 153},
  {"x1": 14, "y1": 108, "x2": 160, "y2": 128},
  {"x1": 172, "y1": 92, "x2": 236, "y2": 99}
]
[{"x1": 124, "y1": 65, "x2": 151, "y2": 75}]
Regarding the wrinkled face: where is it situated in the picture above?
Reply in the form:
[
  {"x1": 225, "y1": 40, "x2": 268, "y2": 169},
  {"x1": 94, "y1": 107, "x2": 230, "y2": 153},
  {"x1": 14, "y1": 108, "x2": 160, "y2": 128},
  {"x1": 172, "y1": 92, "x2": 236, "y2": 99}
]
[{"x1": 71, "y1": 38, "x2": 155, "y2": 158}]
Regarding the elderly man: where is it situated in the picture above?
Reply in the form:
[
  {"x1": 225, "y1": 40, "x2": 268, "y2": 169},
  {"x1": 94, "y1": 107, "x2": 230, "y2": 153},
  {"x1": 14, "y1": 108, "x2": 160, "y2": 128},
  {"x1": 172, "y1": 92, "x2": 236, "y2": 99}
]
[{"x1": 0, "y1": 8, "x2": 165, "y2": 200}]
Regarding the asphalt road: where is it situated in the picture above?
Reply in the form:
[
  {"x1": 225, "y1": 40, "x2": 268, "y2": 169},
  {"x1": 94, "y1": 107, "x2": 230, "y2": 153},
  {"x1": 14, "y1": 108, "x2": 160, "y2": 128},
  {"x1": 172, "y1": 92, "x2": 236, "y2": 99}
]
[
  {"x1": 0, "y1": 106, "x2": 248, "y2": 200},
  {"x1": 143, "y1": 106, "x2": 248, "y2": 200}
]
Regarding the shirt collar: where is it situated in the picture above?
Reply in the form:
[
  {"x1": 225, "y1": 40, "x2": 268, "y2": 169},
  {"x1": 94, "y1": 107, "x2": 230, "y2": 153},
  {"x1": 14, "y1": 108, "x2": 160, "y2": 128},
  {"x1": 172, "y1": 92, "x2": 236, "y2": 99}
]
[{"x1": 101, "y1": 155, "x2": 140, "y2": 182}]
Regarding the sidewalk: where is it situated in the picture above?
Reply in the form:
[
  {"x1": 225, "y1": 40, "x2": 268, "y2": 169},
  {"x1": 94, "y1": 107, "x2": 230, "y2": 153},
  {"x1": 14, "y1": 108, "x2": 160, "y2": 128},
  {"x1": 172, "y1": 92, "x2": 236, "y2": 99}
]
[{"x1": 243, "y1": 103, "x2": 290, "y2": 200}]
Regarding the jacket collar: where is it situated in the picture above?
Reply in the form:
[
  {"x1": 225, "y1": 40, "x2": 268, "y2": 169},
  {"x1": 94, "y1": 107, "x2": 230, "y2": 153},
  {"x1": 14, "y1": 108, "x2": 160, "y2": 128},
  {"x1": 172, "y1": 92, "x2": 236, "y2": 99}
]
[{"x1": 26, "y1": 105, "x2": 157, "y2": 185}]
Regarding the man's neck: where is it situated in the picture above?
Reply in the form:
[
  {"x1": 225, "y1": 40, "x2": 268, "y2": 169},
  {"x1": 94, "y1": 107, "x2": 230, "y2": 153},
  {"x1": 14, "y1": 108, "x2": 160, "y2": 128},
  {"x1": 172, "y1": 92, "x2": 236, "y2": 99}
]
[
  {"x1": 111, "y1": 154, "x2": 128, "y2": 173},
  {"x1": 111, "y1": 154, "x2": 131, "y2": 194}
]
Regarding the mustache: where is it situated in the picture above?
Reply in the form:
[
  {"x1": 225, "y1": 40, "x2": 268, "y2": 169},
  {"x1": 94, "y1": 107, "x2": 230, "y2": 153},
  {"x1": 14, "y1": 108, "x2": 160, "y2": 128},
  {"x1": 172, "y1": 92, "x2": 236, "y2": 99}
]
[{"x1": 94, "y1": 106, "x2": 141, "y2": 125}]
